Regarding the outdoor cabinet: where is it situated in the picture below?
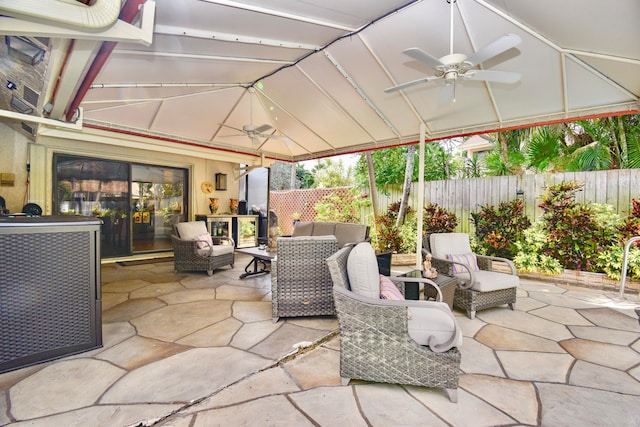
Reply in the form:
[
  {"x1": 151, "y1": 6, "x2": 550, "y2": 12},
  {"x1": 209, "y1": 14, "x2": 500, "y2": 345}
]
[
  {"x1": 0, "y1": 216, "x2": 102, "y2": 374},
  {"x1": 196, "y1": 214, "x2": 258, "y2": 248}
]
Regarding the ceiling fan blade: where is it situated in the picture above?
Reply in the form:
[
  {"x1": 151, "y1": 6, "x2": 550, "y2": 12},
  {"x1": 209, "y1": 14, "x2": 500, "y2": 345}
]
[
  {"x1": 253, "y1": 124, "x2": 272, "y2": 133},
  {"x1": 249, "y1": 135, "x2": 263, "y2": 147},
  {"x1": 257, "y1": 133, "x2": 287, "y2": 140},
  {"x1": 219, "y1": 133, "x2": 246, "y2": 138},
  {"x1": 466, "y1": 34, "x2": 522, "y2": 66},
  {"x1": 385, "y1": 75, "x2": 440, "y2": 93},
  {"x1": 438, "y1": 83, "x2": 455, "y2": 104},
  {"x1": 402, "y1": 47, "x2": 445, "y2": 68},
  {"x1": 464, "y1": 69, "x2": 521, "y2": 84}
]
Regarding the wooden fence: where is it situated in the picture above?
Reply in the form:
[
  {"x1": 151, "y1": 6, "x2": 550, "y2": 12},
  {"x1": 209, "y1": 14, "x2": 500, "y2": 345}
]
[
  {"x1": 417, "y1": 169, "x2": 640, "y2": 233},
  {"x1": 271, "y1": 169, "x2": 640, "y2": 234}
]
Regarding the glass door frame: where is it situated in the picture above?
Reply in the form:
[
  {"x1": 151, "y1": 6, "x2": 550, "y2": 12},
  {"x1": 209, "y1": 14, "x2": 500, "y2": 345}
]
[{"x1": 53, "y1": 153, "x2": 189, "y2": 258}]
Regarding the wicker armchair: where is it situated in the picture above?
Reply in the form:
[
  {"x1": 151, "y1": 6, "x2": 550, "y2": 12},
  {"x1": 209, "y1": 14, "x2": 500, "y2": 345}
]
[
  {"x1": 326, "y1": 244, "x2": 462, "y2": 402},
  {"x1": 172, "y1": 221, "x2": 235, "y2": 276},
  {"x1": 271, "y1": 235, "x2": 339, "y2": 322},
  {"x1": 425, "y1": 233, "x2": 519, "y2": 319}
]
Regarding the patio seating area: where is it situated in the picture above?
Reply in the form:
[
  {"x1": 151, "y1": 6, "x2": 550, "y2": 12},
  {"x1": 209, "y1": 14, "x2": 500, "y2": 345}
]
[{"x1": 1, "y1": 252, "x2": 640, "y2": 426}]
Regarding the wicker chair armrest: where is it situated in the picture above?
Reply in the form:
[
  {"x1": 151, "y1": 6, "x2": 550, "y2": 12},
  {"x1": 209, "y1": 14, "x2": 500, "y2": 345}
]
[
  {"x1": 333, "y1": 286, "x2": 461, "y2": 353},
  {"x1": 216, "y1": 236, "x2": 236, "y2": 247},
  {"x1": 192, "y1": 239, "x2": 213, "y2": 257},
  {"x1": 429, "y1": 256, "x2": 476, "y2": 290},
  {"x1": 476, "y1": 254, "x2": 517, "y2": 275}
]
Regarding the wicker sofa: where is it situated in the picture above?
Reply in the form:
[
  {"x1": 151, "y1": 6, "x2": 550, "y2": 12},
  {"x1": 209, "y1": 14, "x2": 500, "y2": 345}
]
[{"x1": 290, "y1": 221, "x2": 369, "y2": 248}]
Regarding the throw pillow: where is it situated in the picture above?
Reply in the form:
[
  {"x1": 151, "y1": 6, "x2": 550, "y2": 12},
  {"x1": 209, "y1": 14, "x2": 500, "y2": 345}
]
[
  {"x1": 447, "y1": 252, "x2": 479, "y2": 274},
  {"x1": 379, "y1": 275, "x2": 404, "y2": 300},
  {"x1": 346, "y1": 242, "x2": 380, "y2": 298},
  {"x1": 195, "y1": 233, "x2": 213, "y2": 249}
]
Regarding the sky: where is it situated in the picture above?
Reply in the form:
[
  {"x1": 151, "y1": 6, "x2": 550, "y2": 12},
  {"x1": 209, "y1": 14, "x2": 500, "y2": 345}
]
[{"x1": 298, "y1": 153, "x2": 359, "y2": 170}]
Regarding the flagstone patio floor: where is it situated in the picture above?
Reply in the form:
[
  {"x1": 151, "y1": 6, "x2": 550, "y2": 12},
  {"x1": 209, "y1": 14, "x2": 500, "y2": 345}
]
[{"x1": 1, "y1": 252, "x2": 639, "y2": 426}]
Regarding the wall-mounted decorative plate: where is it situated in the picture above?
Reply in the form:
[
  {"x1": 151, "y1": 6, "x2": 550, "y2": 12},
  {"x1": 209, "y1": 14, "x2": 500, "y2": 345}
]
[{"x1": 200, "y1": 181, "x2": 214, "y2": 194}]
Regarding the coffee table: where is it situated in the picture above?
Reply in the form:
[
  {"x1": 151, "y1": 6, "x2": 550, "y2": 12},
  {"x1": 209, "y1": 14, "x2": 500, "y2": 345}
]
[
  {"x1": 400, "y1": 270, "x2": 457, "y2": 309},
  {"x1": 235, "y1": 246, "x2": 276, "y2": 279}
]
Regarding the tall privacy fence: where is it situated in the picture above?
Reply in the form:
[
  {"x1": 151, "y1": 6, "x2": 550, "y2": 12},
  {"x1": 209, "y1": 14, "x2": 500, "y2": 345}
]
[{"x1": 271, "y1": 169, "x2": 640, "y2": 234}]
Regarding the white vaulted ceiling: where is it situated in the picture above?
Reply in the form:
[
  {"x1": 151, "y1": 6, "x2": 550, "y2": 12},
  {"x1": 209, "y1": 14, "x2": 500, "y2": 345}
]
[{"x1": 1, "y1": 0, "x2": 639, "y2": 163}]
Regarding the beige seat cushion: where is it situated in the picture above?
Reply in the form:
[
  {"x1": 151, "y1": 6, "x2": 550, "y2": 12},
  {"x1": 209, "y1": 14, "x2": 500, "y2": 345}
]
[
  {"x1": 429, "y1": 233, "x2": 472, "y2": 258},
  {"x1": 346, "y1": 242, "x2": 379, "y2": 298},
  {"x1": 408, "y1": 303, "x2": 463, "y2": 348},
  {"x1": 291, "y1": 221, "x2": 314, "y2": 236},
  {"x1": 456, "y1": 270, "x2": 519, "y2": 292},
  {"x1": 312, "y1": 222, "x2": 336, "y2": 236},
  {"x1": 210, "y1": 245, "x2": 234, "y2": 256},
  {"x1": 334, "y1": 222, "x2": 368, "y2": 248},
  {"x1": 175, "y1": 221, "x2": 208, "y2": 240}
]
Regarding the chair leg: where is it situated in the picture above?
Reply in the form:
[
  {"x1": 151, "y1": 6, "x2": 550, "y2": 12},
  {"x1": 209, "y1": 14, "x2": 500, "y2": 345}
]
[
  {"x1": 467, "y1": 309, "x2": 476, "y2": 320},
  {"x1": 272, "y1": 316, "x2": 279, "y2": 323},
  {"x1": 207, "y1": 270, "x2": 213, "y2": 276},
  {"x1": 445, "y1": 388, "x2": 458, "y2": 403},
  {"x1": 341, "y1": 377, "x2": 351, "y2": 386},
  {"x1": 508, "y1": 302, "x2": 515, "y2": 310}
]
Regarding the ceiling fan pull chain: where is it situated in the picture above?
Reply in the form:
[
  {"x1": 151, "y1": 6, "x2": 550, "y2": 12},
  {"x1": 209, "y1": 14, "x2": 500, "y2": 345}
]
[{"x1": 453, "y1": 79, "x2": 457, "y2": 103}]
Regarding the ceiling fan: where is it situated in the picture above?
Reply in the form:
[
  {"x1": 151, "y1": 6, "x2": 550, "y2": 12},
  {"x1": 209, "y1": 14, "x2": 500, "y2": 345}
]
[
  {"x1": 384, "y1": 0, "x2": 522, "y2": 102},
  {"x1": 220, "y1": 122, "x2": 275, "y2": 146},
  {"x1": 219, "y1": 87, "x2": 281, "y2": 146}
]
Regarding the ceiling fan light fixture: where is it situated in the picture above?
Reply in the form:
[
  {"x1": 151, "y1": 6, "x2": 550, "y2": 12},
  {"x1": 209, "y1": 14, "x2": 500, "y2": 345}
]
[{"x1": 444, "y1": 71, "x2": 457, "y2": 84}]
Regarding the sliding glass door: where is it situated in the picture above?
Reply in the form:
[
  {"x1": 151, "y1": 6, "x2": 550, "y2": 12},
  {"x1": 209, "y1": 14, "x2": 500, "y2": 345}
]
[
  {"x1": 131, "y1": 165, "x2": 186, "y2": 253},
  {"x1": 53, "y1": 154, "x2": 188, "y2": 257}
]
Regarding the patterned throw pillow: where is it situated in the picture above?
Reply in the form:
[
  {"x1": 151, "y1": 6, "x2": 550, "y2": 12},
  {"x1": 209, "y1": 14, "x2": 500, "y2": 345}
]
[
  {"x1": 195, "y1": 233, "x2": 213, "y2": 249},
  {"x1": 447, "y1": 253, "x2": 479, "y2": 274},
  {"x1": 379, "y1": 275, "x2": 404, "y2": 300}
]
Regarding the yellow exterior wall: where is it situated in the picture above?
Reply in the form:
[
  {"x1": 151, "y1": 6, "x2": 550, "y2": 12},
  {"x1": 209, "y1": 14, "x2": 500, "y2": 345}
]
[{"x1": 1, "y1": 120, "x2": 264, "y2": 218}]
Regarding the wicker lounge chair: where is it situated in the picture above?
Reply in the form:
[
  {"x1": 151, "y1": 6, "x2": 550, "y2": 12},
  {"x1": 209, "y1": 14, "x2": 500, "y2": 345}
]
[
  {"x1": 271, "y1": 235, "x2": 339, "y2": 322},
  {"x1": 326, "y1": 243, "x2": 462, "y2": 402},
  {"x1": 425, "y1": 232, "x2": 519, "y2": 319},
  {"x1": 172, "y1": 221, "x2": 235, "y2": 276}
]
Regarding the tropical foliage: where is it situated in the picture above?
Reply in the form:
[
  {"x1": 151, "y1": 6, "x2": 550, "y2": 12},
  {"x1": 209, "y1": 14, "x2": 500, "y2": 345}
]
[
  {"x1": 370, "y1": 201, "x2": 419, "y2": 253},
  {"x1": 510, "y1": 181, "x2": 640, "y2": 279},
  {"x1": 354, "y1": 143, "x2": 459, "y2": 189},
  {"x1": 485, "y1": 114, "x2": 640, "y2": 176},
  {"x1": 313, "y1": 189, "x2": 369, "y2": 224},
  {"x1": 423, "y1": 203, "x2": 458, "y2": 235},
  {"x1": 471, "y1": 199, "x2": 530, "y2": 258}
]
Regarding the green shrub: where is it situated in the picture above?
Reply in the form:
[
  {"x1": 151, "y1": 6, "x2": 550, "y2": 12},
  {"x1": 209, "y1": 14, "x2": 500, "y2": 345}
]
[
  {"x1": 471, "y1": 198, "x2": 530, "y2": 258},
  {"x1": 513, "y1": 221, "x2": 563, "y2": 274},
  {"x1": 538, "y1": 181, "x2": 606, "y2": 271},
  {"x1": 596, "y1": 198, "x2": 640, "y2": 280},
  {"x1": 618, "y1": 199, "x2": 640, "y2": 244},
  {"x1": 314, "y1": 189, "x2": 369, "y2": 223},
  {"x1": 597, "y1": 246, "x2": 640, "y2": 280},
  {"x1": 398, "y1": 215, "x2": 418, "y2": 254},
  {"x1": 373, "y1": 201, "x2": 415, "y2": 253},
  {"x1": 423, "y1": 203, "x2": 457, "y2": 235}
]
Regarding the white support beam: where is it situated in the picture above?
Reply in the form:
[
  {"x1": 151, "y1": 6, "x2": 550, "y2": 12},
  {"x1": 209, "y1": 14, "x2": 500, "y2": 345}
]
[
  {"x1": 154, "y1": 24, "x2": 320, "y2": 50},
  {"x1": 49, "y1": 39, "x2": 102, "y2": 119},
  {"x1": 113, "y1": 49, "x2": 295, "y2": 65},
  {"x1": 0, "y1": 1, "x2": 155, "y2": 46},
  {"x1": 415, "y1": 123, "x2": 426, "y2": 270},
  {"x1": 0, "y1": 107, "x2": 83, "y2": 130},
  {"x1": 198, "y1": 0, "x2": 355, "y2": 31}
]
